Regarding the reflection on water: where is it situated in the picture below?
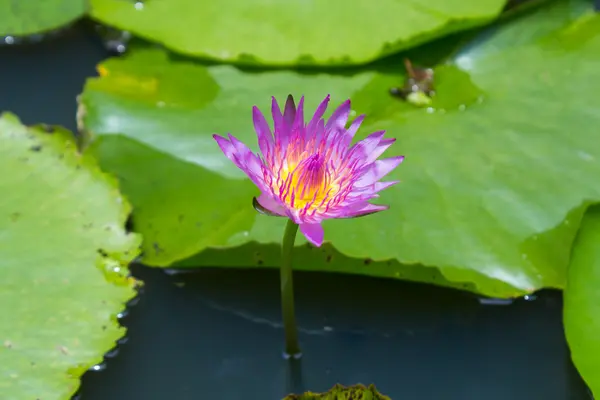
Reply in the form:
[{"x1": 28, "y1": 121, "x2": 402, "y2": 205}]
[
  {"x1": 77, "y1": 265, "x2": 590, "y2": 400},
  {"x1": 93, "y1": 24, "x2": 131, "y2": 54}
]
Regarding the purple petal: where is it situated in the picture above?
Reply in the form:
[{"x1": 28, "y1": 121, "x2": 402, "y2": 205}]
[
  {"x1": 300, "y1": 223, "x2": 324, "y2": 247},
  {"x1": 293, "y1": 96, "x2": 305, "y2": 131},
  {"x1": 213, "y1": 134, "x2": 238, "y2": 164},
  {"x1": 355, "y1": 156, "x2": 405, "y2": 187},
  {"x1": 342, "y1": 114, "x2": 365, "y2": 146},
  {"x1": 213, "y1": 134, "x2": 268, "y2": 191},
  {"x1": 367, "y1": 138, "x2": 396, "y2": 163},
  {"x1": 343, "y1": 202, "x2": 389, "y2": 218},
  {"x1": 256, "y1": 193, "x2": 287, "y2": 216},
  {"x1": 252, "y1": 106, "x2": 273, "y2": 157},
  {"x1": 283, "y1": 95, "x2": 296, "y2": 129},
  {"x1": 271, "y1": 96, "x2": 283, "y2": 133},
  {"x1": 350, "y1": 130, "x2": 386, "y2": 160},
  {"x1": 325, "y1": 99, "x2": 351, "y2": 132},
  {"x1": 307, "y1": 95, "x2": 330, "y2": 134},
  {"x1": 372, "y1": 180, "x2": 400, "y2": 193}
]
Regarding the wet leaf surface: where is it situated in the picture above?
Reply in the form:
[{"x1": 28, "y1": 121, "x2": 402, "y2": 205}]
[
  {"x1": 0, "y1": 0, "x2": 86, "y2": 36},
  {"x1": 89, "y1": 0, "x2": 506, "y2": 66},
  {"x1": 564, "y1": 206, "x2": 600, "y2": 399},
  {"x1": 0, "y1": 114, "x2": 140, "y2": 399},
  {"x1": 81, "y1": 1, "x2": 600, "y2": 297}
]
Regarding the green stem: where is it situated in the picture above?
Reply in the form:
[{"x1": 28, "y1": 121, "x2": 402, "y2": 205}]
[{"x1": 281, "y1": 219, "x2": 301, "y2": 358}]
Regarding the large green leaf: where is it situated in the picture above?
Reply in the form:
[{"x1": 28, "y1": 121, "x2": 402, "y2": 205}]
[
  {"x1": 0, "y1": 114, "x2": 140, "y2": 399},
  {"x1": 80, "y1": 2, "x2": 600, "y2": 297},
  {"x1": 564, "y1": 206, "x2": 600, "y2": 398},
  {"x1": 89, "y1": 0, "x2": 507, "y2": 66},
  {"x1": 0, "y1": 0, "x2": 87, "y2": 36}
]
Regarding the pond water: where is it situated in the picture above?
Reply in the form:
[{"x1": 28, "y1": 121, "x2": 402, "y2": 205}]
[{"x1": 0, "y1": 22, "x2": 592, "y2": 400}]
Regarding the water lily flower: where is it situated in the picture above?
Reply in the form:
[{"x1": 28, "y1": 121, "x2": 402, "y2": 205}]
[{"x1": 213, "y1": 95, "x2": 403, "y2": 247}]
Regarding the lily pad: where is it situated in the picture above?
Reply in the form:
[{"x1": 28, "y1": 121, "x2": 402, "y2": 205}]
[
  {"x1": 89, "y1": 0, "x2": 507, "y2": 66},
  {"x1": 283, "y1": 384, "x2": 390, "y2": 400},
  {"x1": 564, "y1": 206, "x2": 600, "y2": 398},
  {"x1": 0, "y1": 114, "x2": 140, "y2": 399},
  {"x1": 0, "y1": 0, "x2": 87, "y2": 36},
  {"x1": 80, "y1": 2, "x2": 600, "y2": 297}
]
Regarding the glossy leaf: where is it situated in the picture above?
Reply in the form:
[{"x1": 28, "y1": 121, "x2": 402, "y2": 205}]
[
  {"x1": 89, "y1": 0, "x2": 507, "y2": 66},
  {"x1": 564, "y1": 206, "x2": 600, "y2": 398},
  {"x1": 0, "y1": 0, "x2": 86, "y2": 36},
  {"x1": 80, "y1": 3, "x2": 600, "y2": 297},
  {"x1": 283, "y1": 384, "x2": 390, "y2": 400},
  {"x1": 0, "y1": 114, "x2": 140, "y2": 399}
]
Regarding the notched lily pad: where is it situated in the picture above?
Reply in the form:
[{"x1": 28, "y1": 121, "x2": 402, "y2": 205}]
[
  {"x1": 81, "y1": 4, "x2": 600, "y2": 298},
  {"x1": 283, "y1": 384, "x2": 391, "y2": 400},
  {"x1": 0, "y1": 113, "x2": 141, "y2": 399}
]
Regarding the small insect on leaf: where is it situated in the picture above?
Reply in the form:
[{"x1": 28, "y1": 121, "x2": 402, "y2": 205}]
[{"x1": 390, "y1": 58, "x2": 435, "y2": 107}]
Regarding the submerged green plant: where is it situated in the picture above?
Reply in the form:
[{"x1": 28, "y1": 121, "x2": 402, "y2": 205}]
[
  {"x1": 214, "y1": 95, "x2": 402, "y2": 356},
  {"x1": 283, "y1": 383, "x2": 391, "y2": 399}
]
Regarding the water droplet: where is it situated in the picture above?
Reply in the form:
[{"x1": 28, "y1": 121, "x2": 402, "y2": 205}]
[
  {"x1": 458, "y1": 104, "x2": 466, "y2": 111},
  {"x1": 426, "y1": 107, "x2": 435, "y2": 114},
  {"x1": 104, "y1": 348, "x2": 120, "y2": 358},
  {"x1": 523, "y1": 294, "x2": 537, "y2": 301},
  {"x1": 156, "y1": 101, "x2": 165, "y2": 108},
  {"x1": 3, "y1": 36, "x2": 15, "y2": 45},
  {"x1": 478, "y1": 297, "x2": 514, "y2": 306},
  {"x1": 323, "y1": 326, "x2": 333, "y2": 332},
  {"x1": 134, "y1": 1, "x2": 144, "y2": 10},
  {"x1": 116, "y1": 310, "x2": 129, "y2": 319},
  {"x1": 90, "y1": 362, "x2": 107, "y2": 372},
  {"x1": 521, "y1": 253, "x2": 528, "y2": 260},
  {"x1": 117, "y1": 336, "x2": 129, "y2": 345},
  {"x1": 564, "y1": 219, "x2": 570, "y2": 226}
]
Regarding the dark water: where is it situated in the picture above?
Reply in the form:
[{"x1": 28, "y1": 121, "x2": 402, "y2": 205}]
[{"x1": 0, "y1": 23, "x2": 591, "y2": 400}]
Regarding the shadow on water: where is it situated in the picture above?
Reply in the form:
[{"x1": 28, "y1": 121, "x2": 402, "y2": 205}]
[
  {"x1": 0, "y1": 20, "x2": 592, "y2": 400},
  {"x1": 76, "y1": 265, "x2": 591, "y2": 400}
]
